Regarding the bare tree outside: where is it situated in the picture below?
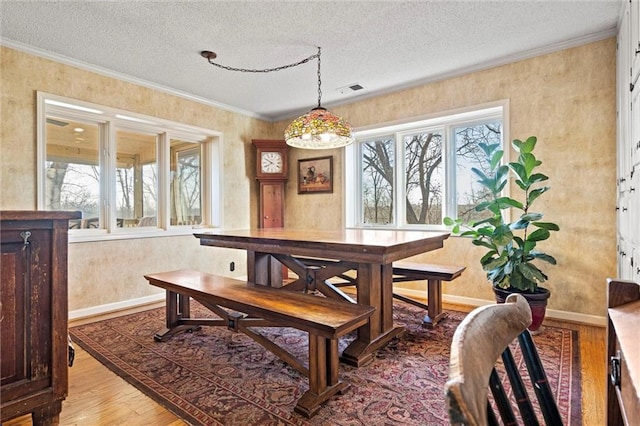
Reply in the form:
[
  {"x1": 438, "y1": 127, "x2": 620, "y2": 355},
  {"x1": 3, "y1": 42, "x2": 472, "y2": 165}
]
[
  {"x1": 45, "y1": 161, "x2": 100, "y2": 220},
  {"x1": 454, "y1": 122, "x2": 503, "y2": 223},
  {"x1": 361, "y1": 137, "x2": 394, "y2": 224},
  {"x1": 404, "y1": 132, "x2": 443, "y2": 225},
  {"x1": 359, "y1": 121, "x2": 502, "y2": 226},
  {"x1": 171, "y1": 147, "x2": 201, "y2": 225}
]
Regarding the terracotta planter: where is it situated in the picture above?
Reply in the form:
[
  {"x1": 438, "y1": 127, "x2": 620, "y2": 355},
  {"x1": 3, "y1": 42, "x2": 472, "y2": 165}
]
[{"x1": 492, "y1": 286, "x2": 551, "y2": 333}]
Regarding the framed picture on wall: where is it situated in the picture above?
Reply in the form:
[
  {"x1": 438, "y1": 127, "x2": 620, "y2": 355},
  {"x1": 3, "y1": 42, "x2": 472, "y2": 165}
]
[{"x1": 297, "y1": 156, "x2": 333, "y2": 194}]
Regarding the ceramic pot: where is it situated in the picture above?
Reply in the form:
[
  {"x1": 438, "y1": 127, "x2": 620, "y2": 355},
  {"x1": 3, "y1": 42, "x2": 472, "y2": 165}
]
[{"x1": 492, "y1": 286, "x2": 551, "y2": 333}]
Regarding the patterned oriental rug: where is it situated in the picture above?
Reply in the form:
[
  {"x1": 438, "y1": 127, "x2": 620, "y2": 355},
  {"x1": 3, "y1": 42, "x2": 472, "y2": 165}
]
[{"x1": 69, "y1": 301, "x2": 581, "y2": 425}]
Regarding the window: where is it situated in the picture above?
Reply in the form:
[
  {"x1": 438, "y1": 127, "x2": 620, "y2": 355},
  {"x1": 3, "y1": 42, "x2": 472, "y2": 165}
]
[
  {"x1": 346, "y1": 101, "x2": 507, "y2": 230},
  {"x1": 37, "y1": 93, "x2": 221, "y2": 240}
]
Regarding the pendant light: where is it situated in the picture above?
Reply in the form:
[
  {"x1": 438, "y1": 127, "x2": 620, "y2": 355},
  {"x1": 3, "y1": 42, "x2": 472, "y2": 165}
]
[
  {"x1": 284, "y1": 47, "x2": 353, "y2": 149},
  {"x1": 201, "y1": 47, "x2": 353, "y2": 149}
]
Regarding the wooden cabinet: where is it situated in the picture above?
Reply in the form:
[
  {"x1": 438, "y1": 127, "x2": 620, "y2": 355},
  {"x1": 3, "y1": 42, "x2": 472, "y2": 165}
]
[
  {"x1": 607, "y1": 279, "x2": 640, "y2": 426},
  {"x1": 1, "y1": 210, "x2": 80, "y2": 425}
]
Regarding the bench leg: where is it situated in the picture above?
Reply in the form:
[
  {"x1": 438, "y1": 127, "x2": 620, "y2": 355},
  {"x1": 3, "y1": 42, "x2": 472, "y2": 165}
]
[
  {"x1": 154, "y1": 291, "x2": 201, "y2": 342},
  {"x1": 423, "y1": 279, "x2": 446, "y2": 329},
  {"x1": 294, "y1": 335, "x2": 349, "y2": 418}
]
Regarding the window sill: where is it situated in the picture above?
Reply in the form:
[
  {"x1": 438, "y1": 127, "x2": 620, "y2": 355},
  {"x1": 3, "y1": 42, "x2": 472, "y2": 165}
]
[{"x1": 69, "y1": 226, "x2": 215, "y2": 244}]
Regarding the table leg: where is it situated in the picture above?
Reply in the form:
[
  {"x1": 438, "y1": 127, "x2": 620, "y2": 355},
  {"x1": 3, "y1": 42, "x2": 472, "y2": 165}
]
[
  {"x1": 341, "y1": 263, "x2": 405, "y2": 367},
  {"x1": 154, "y1": 291, "x2": 200, "y2": 342},
  {"x1": 248, "y1": 251, "x2": 282, "y2": 287}
]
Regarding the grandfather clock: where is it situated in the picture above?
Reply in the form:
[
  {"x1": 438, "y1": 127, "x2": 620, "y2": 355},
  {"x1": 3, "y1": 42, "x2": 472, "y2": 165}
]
[{"x1": 252, "y1": 139, "x2": 288, "y2": 228}]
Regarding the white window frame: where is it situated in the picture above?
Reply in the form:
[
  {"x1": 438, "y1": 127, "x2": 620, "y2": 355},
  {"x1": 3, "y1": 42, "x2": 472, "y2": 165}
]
[
  {"x1": 345, "y1": 100, "x2": 509, "y2": 230},
  {"x1": 36, "y1": 92, "x2": 223, "y2": 242}
]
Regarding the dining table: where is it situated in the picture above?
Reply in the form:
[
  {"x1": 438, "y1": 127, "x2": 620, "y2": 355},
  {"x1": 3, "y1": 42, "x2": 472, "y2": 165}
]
[{"x1": 193, "y1": 227, "x2": 450, "y2": 366}]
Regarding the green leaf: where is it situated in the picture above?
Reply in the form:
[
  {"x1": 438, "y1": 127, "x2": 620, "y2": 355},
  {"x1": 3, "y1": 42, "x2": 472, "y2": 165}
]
[
  {"x1": 523, "y1": 240, "x2": 536, "y2": 253},
  {"x1": 512, "y1": 139, "x2": 523, "y2": 152},
  {"x1": 472, "y1": 239, "x2": 495, "y2": 250},
  {"x1": 527, "y1": 228, "x2": 551, "y2": 242},
  {"x1": 509, "y1": 162, "x2": 528, "y2": 182},
  {"x1": 527, "y1": 187, "x2": 549, "y2": 205},
  {"x1": 530, "y1": 252, "x2": 557, "y2": 264},
  {"x1": 528, "y1": 173, "x2": 548, "y2": 184},
  {"x1": 521, "y1": 136, "x2": 537, "y2": 153},
  {"x1": 490, "y1": 150, "x2": 504, "y2": 171},
  {"x1": 496, "y1": 197, "x2": 524, "y2": 210},
  {"x1": 492, "y1": 225, "x2": 513, "y2": 246},
  {"x1": 483, "y1": 255, "x2": 508, "y2": 271},
  {"x1": 518, "y1": 262, "x2": 547, "y2": 283},
  {"x1": 520, "y1": 213, "x2": 543, "y2": 221},
  {"x1": 443, "y1": 217, "x2": 456, "y2": 226},
  {"x1": 520, "y1": 152, "x2": 539, "y2": 176},
  {"x1": 479, "y1": 142, "x2": 499, "y2": 158},
  {"x1": 532, "y1": 221, "x2": 559, "y2": 231},
  {"x1": 471, "y1": 167, "x2": 489, "y2": 182}
]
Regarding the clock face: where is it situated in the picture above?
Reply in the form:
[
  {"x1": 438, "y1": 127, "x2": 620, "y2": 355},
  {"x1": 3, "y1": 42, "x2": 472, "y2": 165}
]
[{"x1": 260, "y1": 151, "x2": 283, "y2": 174}]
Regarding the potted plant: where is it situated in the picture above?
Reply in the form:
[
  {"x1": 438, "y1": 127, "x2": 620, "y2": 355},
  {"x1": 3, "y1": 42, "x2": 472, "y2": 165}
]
[{"x1": 443, "y1": 136, "x2": 559, "y2": 332}]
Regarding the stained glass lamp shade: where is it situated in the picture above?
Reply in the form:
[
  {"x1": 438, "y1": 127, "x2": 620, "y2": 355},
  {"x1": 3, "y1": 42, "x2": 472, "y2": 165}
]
[{"x1": 284, "y1": 107, "x2": 353, "y2": 149}]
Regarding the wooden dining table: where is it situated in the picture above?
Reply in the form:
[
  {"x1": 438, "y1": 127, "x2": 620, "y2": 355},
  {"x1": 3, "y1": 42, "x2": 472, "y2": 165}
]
[{"x1": 193, "y1": 228, "x2": 450, "y2": 366}]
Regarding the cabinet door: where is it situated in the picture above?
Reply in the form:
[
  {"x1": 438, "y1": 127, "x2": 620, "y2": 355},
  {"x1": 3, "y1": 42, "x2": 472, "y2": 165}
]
[
  {"x1": 259, "y1": 182, "x2": 285, "y2": 228},
  {"x1": 630, "y1": 84, "x2": 640, "y2": 189},
  {"x1": 620, "y1": 4, "x2": 632, "y2": 184},
  {"x1": 0, "y1": 229, "x2": 52, "y2": 403},
  {"x1": 632, "y1": 0, "x2": 640, "y2": 83},
  {"x1": 0, "y1": 239, "x2": 28, "y2": 387}
]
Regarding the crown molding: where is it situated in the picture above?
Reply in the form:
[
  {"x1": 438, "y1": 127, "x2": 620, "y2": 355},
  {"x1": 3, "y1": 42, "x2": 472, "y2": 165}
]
[
  {"x1": 1, "y1": 38, "x2": 269, "y2": 121},
  {"x1": 271, "y1": 28, "x2": 618, "y2": 123}
]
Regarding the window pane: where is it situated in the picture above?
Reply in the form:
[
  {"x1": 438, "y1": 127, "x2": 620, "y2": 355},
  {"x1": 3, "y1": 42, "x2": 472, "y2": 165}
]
[
  {"x1": 45, "y1": 118, "x2": 100, "y2": 229},
  {"x1": 404, "y1": 131, "x2": 443, "y2": 225},
  {"x1": 361, "y1": 137, "x2": 394, "y2": 225},
  {"x1": 170, "y1": 139, "x2": 201, "y2": 226},
  {"x1": 116, "y1": 130, "x2": 157, "y2": 227},
  {"x1": 454, "y1": 121, "x2": 503, "y2": 222}
]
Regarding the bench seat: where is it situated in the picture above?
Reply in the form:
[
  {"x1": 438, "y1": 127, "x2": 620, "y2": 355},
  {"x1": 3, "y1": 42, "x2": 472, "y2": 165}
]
[
  {"x1": 144, "y1": 269, "x2": 375, "y2": 418},
  {"x1": 283, "y1": 257, "x2": 465, "y2": 329},
  {"x1": 392, "y1": 262, "x2": 466, "y2": 328}
]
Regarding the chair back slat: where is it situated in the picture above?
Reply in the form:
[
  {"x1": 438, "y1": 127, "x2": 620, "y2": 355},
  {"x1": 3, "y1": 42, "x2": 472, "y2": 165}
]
[
  {"x1": 518, "y1": 332, "x2": 564, "y2": 425},
  {"x1": 502, "y1": 347, "x2": 539, "y2": 425},
  {"x1": 488, "y1": 368, "x2": 519, "y2": 425},
  {"x1": 486, "y1": 401, "x2": 500, "y2": 426}
]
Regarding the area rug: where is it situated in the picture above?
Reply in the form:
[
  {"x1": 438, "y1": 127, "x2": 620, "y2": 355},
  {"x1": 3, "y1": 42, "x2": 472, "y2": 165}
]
[{"x1": 69, "y1": 301, "x2": 581, "y2": 425}]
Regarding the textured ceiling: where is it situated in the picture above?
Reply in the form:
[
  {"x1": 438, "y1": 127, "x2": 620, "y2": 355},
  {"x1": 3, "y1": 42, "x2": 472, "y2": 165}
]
[{"x1": 0, "y1": 1, "x2": 623, "y2": 121}]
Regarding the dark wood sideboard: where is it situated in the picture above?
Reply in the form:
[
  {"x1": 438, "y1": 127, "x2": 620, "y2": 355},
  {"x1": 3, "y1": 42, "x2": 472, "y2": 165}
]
[
  {"x1": 607, "y1": 278, "x2": 640, "y2": 426},
  {"x1": 1, "y1": 211, "x2": 80, "y2": 425}
]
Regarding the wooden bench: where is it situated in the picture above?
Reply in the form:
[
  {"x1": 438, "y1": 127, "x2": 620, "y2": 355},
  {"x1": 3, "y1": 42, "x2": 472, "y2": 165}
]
[
  {"x1": 143, "y1": 269, "x2": 375, "y2": 418},
  {"x1": 392, "y1": 262, "x2": 466, "y2": 328},
  {"x1": 286, "y1": 257, "x2": 465, "y2": 329}
]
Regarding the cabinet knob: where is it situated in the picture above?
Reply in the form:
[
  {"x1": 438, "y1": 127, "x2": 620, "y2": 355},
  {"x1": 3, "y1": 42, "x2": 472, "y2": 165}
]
[
  {"x1": 20, "y1": 231, "x2": 31, "y2": 245},
  {"x1": 610, "y1": 352, "x2": 621, "y2": 387}
]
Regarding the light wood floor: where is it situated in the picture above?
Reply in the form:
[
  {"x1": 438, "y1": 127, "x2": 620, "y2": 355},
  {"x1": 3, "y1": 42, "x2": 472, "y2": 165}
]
[{"x1": 4, "y1": 303, "x2": 607, "y2": 426}]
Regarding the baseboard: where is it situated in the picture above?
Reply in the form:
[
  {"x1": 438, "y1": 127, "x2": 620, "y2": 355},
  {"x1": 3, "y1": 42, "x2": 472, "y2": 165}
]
[
  {"x1": 69, "y1": 287, "x2": 607, "y2": 328},
  {"x1": 396, "y1": 288, "x2": 607, "y2": 327},
  {"x1": 69, "y1": 293, "x2": 165, "y2": 326}
]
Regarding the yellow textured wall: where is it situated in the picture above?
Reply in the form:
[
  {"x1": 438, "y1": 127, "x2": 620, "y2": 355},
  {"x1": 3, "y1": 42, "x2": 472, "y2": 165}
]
[
  {"x1": 1, "y1": 38, "x2": 617, "y2": 318},
  {"x1": 276, "y1": 38, "x2": 618, "y2": 318},
  {"x1": 0, "y1": 46, "x2": 278, "y2": 311}
]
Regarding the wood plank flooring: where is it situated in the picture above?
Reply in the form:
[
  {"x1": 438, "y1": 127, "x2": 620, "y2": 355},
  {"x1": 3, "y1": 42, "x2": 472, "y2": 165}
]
[{"x1": 3, "y1": 304, "x2": 606, "y2": 426}]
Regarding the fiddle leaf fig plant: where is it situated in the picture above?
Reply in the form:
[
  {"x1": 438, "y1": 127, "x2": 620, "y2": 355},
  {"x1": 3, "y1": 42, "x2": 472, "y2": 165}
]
[{"x1": 443, "y1": 136, "x2": 559, "y2": 293}]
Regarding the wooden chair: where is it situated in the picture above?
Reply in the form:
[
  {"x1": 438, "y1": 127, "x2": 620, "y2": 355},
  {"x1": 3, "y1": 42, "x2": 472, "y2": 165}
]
[{"x1": 445, "y1": 294, "x2": 563, "y2": 426}]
